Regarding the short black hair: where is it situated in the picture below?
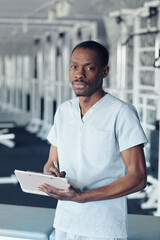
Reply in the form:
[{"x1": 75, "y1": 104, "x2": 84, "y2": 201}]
[{"x1": 71, "y1": 40, "x2": 109, "y2": 67}]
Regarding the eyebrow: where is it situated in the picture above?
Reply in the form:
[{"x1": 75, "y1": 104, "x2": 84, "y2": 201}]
[{"x1": 70, "y1": 61, "x2": 95, "y2": 66}]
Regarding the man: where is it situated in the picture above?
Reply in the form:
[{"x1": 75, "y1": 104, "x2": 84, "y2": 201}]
[{"x1": 38, "y1": 41, "x2": 148, "y2": 240}]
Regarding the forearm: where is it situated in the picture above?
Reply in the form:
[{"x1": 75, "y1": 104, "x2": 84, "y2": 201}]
[
  {"x1": 75, "y1": 172, "x2": 146, "y2": 203},
  {"x1": 43, "y1": 145, "x2": 59, "y2": 174},
  {"x1": 40, "y1": 145, "x2": 147, "y2": 202},
  {"x1": 74, "y1": 145, "x2": 146, "y2": 203},
  {"x1": 43, "y1": 161, "x2": 54, "y2": 173}
]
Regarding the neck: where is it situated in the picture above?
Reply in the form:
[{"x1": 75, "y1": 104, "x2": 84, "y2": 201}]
[{"x1": 79, "y1": 89, "x2": 106, "y2": 117}]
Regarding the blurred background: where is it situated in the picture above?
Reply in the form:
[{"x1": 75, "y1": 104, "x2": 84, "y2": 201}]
[{"x1": 0, "y1": 0, "x2": 160, "y2": 216}]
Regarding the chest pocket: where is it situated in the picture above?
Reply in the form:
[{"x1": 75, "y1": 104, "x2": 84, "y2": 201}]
[{"x1": 82, "y1": 127, "x2": 112, "y2": 165}]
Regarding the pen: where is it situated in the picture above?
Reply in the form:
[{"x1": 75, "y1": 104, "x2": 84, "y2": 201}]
[{"x1": 54, "y1": 161, "x2": 59, "y2": 170}]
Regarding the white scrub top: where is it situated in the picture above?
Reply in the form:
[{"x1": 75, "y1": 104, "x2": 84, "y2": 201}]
[{"x1": 47, "y1": 93, "x2": 148, "y2": 239}]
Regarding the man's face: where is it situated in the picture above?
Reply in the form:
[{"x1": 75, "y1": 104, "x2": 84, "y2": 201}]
[{"x1": 69, "y1": 48, "x2": 108, "y2": 97}]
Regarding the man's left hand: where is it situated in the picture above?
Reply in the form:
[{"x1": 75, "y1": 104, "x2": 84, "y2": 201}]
[{"x1": 37, "y1": 183, "x2": 82, "y2": 202}]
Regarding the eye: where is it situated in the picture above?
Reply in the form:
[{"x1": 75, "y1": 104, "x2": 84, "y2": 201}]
[
  {"x1": 86, "y1": 66, "x2": 95, "y2": 71},
  {"x1": 71, "y1": 65, "x2": 77, "y2": 70}
]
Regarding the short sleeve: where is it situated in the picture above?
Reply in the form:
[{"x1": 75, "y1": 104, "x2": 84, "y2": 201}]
[
  {"x1": 116, "y1": 104, "x2": 148, "y2": 152},
  {"x1": 47, "y1": 108, "x2": 59, "y2": 146}
]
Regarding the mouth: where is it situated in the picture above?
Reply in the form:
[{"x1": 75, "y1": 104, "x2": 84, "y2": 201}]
[{"x1": 72, "y1": 81, "x2": 88, "y2": 89}]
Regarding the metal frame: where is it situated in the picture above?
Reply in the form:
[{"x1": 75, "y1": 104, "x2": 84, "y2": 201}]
[{"x1": 109, "y1": 0, "x2": 160, "y2": 215}]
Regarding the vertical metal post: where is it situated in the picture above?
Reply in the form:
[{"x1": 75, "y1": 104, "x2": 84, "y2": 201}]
[
  {"x1": 120, "y1": 43, "x2": 127, "y2": 101},
  {"x1": 37, "y1": 38, "x2": 44, "y2": 121},
  {"x1": 133, "y1": 17, "x2": 140, "y2": 110},
  {"x1": 16, "y1": 55, "x2": 23, "y2": 111},
  {"x1": 50, "y1": 33, "x2": 57, "y2": 123},
  {"x1": 116, "y1": 37, "x2": 122, "y2": 90},
  {"x1": 10, "y1": 56, "x2": 16, "y2": 111},
  {"x1": 155, "y1": 5, "x2": 160, "y2": 216},
  {"x1": 56, "y1": 34, "x2": 62, "y2": 107},
  {"x1": 62, "y1": 31, "x2": 71, "y2": 102},
  {"x1": 116, "y1": 20, "x2": 127, "y2": 101},
  {"x1": 15, "y1": 55, "x2": 18, "y2": 111},
  {"x1": 22, "y1": 55, "x2": 26, "y2": 113},
  {"x1": 0, "y1": 56, "x2": 2, "y2": 106},
  {"x1": 90, "y1": 22, "x2": 98, "y2": 41},
  {"x1": 4, "y1": 55, "x2": 9, "y2": 109},
  {"x1": 157, "y1": 121, "x2": 160, "y2": 216}
]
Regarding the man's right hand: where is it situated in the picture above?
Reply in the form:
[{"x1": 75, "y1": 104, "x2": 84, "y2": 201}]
[
  {"x1": 45, "y1": 165, "x2": 66, "y2": 178},
  {"x1": 43, "y1": 145, "x2": 66, "y2": 177}
]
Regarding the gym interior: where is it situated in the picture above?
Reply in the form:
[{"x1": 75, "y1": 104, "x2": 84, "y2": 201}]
[{"x1": 0, "y1": 0, "x2": 160, "y2": 239}]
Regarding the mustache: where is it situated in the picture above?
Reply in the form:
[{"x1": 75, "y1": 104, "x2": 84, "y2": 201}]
[{"x1": 72, "y1": 79, "x2": 88, "y2": 84}]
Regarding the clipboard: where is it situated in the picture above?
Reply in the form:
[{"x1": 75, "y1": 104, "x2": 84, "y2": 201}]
[{"x1": 14, "y1": 169, "x2": 68, "y2": 196}]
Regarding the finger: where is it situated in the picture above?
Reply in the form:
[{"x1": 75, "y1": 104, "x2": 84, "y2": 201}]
[
  {"x1": 37, "y1": 183, "x2": 75, "y2": 200},
  {"x1": 38, "y1": 183, "x2": 62, "y2": 199},
  {"x1": 67, "y1": 183, "x2": 72, "y2": 190},
  {"x1": 44, "y1": 170, "x2": 57, "y2": 176},
  {"x1": 44, "y1": 167, "x2": 54, "y2": 175},
  {"x1": 37, "y1": 183, "x2": 47, "y2": 192},
  {"x1": 75, "y1": 188, "x2": 82, "y2": 195},
  {"x1": 48, "y1": 166, "x2": 61, "y2": 177},
  {"x1": 37, "y1": 183, "x2": 43, "y2": 188},
  {"x1": 53, "y1": 162, "x2": 66, "y2": 178},
  {"x1": 48, "y1": 172, "x2": 57, "y2": 177},
  {"x1": 37, "y1": 183, "x2": 52, "y2": 193},
  {"x1": 39, "y1": 183, "x2": 59, "y2": 194}
]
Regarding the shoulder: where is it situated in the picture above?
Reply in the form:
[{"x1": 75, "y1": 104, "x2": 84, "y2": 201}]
[
  {"x1": 59, "y1": 97, "x2": 77, "y2": 109},
  {"x1": 105, "y1": 94, "x2": 138, "y2": 117},
  {"x1": 56, "y1": 97, "x2": 78, "y2": 115},
  {"x1": 107, "y1": 95, "x2": 142, "y2": 133}
]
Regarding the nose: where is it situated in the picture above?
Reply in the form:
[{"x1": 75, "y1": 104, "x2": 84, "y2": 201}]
[{"x1": 75, "y1": 67, "x2": 85, "y2": 79}]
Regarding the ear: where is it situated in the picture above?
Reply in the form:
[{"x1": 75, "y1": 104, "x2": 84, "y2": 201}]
[{"x1": 102, "y1": 66, "x2": 109, "y2": 78}]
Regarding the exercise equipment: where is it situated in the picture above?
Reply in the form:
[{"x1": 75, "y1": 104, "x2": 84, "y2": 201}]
[
  {"x1": 0, "y1": 124, "x2": 15, "y2": 148},
  {"x1": 25, "y1": 20, "x2": 97, "y2": 139},
  {"x1": 0, "y1": 174, "x2": 17, "y2": 184},
  {"x1": 0, "y1": 20, "x2": 97, "y2": 135},
  {"x1": 0, "y1": 20, "x2": 97, "y2": 193},
  {"x1": 109, "y1": 0, "x2": 160, "y2": 215}
]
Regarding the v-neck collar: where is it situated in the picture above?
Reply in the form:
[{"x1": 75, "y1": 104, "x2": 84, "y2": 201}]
[{"x1": 76, "y1": 93, "x2": 110, "y2": 123}]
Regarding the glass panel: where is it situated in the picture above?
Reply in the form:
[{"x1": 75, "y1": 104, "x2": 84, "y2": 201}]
[
  {"x1": 147, "y1": 98, "x2": 155, "y2": 105},
  {"x1": 139, "y1": 108, "x2": 143, "y2": 121},
  {"x1": 140, "y1": 15, "x2": 157, "y2": 29},
  {"x1": 147, "y1": 109, "x2": 156, "y2": 125},
  {"x1": 139, "y1": 97, "x2": 143, "y2": 104},
  {"x1": 140, "y1": 51, "x2": 155, "y2": 66},
  {"x1": 140, "y1": 34, "x2": 156, "y2": 47},
  {"x1": 140, "y1": 71, "x2": 155, "y2": 86},
  {"x1": 140, "y1": 17, "x2": 147, "y2": 29},
  {"x1": 150, "y1": 14, "x2": 158, "y2": 27},
  {"x1": 126, "y1": 94, "x2": 133, "y2": 104}
]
